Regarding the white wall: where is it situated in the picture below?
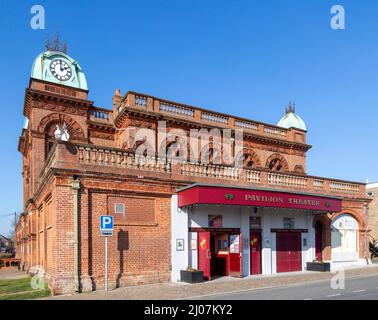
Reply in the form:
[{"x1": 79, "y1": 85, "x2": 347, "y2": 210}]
[
  {"x1": 172, "y1": 200, "x2": 323, "y2": 279},
  {"x1": 191, "y1": 205, "x2": 241, "y2": 228},
  {"x1": 171, "y1": 195, "x2": 189, "y2": 282}
]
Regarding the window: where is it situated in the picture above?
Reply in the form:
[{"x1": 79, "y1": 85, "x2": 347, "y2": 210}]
[
  {"x1": 115, "y1": 203, "x2": 125, "y2": 215},
  {"x1": 250, "y1": 216, "x2": 261, "y2": 229},
  {"x1": 283, "y1": 217, "x2": 295, "y2": 229},
  {"x1": 208, "y1": 215, "x2": 222, "y2": 228}
]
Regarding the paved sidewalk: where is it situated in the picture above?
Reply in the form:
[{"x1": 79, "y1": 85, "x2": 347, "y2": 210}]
[
  {"x1": 45, "y1": 264, "x2": 378, "y2": 300},
  {"x1": 0, "y1": 269, "x2": 28, "y2": 280}
]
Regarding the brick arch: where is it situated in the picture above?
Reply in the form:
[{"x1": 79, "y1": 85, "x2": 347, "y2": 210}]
[
  {"x1": 235, "y1": 148, "x2": 261, "y2": 168},
  {"x1": 313, "y1": 214, "x2": 331, "y2": 229},
  {"x1": 312, "y1": 215, "x2": 332, "y2": 261},
  {"x1": 331, "y1": 210, "x2": 363, "y2": 230},
  {"x1": 294, "y1": 165, "x2": 305, "y2": 174},
  {"x1": 38, "y1": 113, "x2": 85, "y2": 140},
  {"x1": 265, "y1": 153, "x2": 289, "y2": 172}
]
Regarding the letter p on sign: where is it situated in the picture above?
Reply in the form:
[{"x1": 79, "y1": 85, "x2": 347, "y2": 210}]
[{"x1": 100, "y1": 216, "x2": 114, "y2": 236}]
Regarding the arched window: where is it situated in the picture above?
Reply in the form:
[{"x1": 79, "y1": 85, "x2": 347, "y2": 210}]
[
  {"x1": 266, "y1": 153, "x2": 289, "y2": 172},
  {"x1": 331, "y1": 214, "x2": 359, "y2": 262},
  {"x1": 45, "y1": 122, "x2": 70, "y2": 158},
  {"x1": 268, "y1": 158, "x2": 284, "y2": 171},
  {"x1": 39, "y1": 113, "x2": 85, "y2": 160},
  {"x1": 235, "y1": 149, "x2": 261, "y2": 169},
  {"x1": 202, "y1": 148, "x2": 221, "y2": 165},
  {"x1": 243, "y1": 154, "x2": 255, "y2": 168}
]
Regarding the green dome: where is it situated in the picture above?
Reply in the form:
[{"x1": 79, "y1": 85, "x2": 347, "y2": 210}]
[
  {"x1": 31, "y1": 50, "x2": 88, "y2": 90},
  {"x1": 277, "y1": 111, "x2": 307, "y2": 131}
]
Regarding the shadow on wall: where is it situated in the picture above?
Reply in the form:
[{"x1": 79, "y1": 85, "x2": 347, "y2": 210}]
[{"x1": 116, "y1": 229, "x2": 129, "y2": 288}]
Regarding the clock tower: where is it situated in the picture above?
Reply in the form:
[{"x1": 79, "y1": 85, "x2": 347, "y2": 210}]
[
  {"x1": 19, "y1": 40, "x2": 92, "y2": 206},
  {"x1": 30, "y1": 37, "x2": 88, "y2": 91}
]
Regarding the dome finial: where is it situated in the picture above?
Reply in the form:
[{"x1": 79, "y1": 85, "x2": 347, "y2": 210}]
[
  {"x1": 45, "y1": 32, "x2": 68, "y2": 54},
  {"x1": 278, "y1": 101, "x2": 306, "y2": 131},
  {"x1": 285, "y1": 101, "x2": 296, "y2": 114}
]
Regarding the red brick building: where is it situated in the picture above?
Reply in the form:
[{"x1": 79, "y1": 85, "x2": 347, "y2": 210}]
[{"x1": 16, "y1": 47, "x2": 370, "y2": 295}]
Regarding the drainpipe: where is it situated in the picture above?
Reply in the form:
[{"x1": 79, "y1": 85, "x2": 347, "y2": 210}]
[
  {"x1": 71, "y1": 178, "x2": 81, "y2": 292},
  {"x1": 363, "y1": 203, "x2": 369, "y2": 265}
]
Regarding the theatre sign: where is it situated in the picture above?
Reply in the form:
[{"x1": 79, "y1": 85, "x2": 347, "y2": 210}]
[{"x1": 178, "y1": 184, "x2": 342, "y2": 212}]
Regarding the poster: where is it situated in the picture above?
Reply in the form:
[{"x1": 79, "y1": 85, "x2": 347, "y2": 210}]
[{"x1": 230, "y1": 234, "x2": 240, "y2": 253}]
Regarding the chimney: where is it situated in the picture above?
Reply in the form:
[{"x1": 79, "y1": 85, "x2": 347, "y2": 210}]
[{"x1": 113, "y1": 89, "x2": 122, "y2": 114}]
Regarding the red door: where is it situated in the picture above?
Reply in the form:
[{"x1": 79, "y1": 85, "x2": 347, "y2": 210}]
[
  {"x1": 198, "y1": 232, "x2": 211, "y2": 280},
  {"x1": 250, "y1": 231, "x2": 262, "y2": 275},
  {"x1": 276, "y1": 232, "x2": 302, "y2": 273},
  {"x1": 315, "y1": 222, "x2": 323, "y2": 261},
  {"x1": 229, "y1": 233, "x2": 243, "y2": 277}
]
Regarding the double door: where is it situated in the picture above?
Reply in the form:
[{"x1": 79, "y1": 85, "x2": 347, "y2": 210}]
[{"x1": 276, "y1": 232, "x2": 302, "y2": 273}]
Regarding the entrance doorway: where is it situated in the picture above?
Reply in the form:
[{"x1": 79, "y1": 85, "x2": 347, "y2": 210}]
[
  {"x1": 276, "y1": 232, "x2": 302, "y2": 273},
  {"x1": 250, "y1": 231, "x2": 262, "y2": 275},
  {"x1": 210, "y1": 232, "x2": 229, "y2": 278},
  {"x1": 197, "y1": 230, "x2": 242, "y2": 280},
  {"x1": 315, "y1": 221, "x2": 323, "y2": 261}
]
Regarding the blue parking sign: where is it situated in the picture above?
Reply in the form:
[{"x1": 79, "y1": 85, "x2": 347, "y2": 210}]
[{"x1": 100, "y1": 216, "x2": 114, "y2": 236}]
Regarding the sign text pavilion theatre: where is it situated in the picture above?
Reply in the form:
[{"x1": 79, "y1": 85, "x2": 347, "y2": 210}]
[{"x1": 16, "y1": 46, "x2": 370, "y2": 294}]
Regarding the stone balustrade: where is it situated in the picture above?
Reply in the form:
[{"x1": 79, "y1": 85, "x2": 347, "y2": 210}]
[
  {"x1": 267, "y1": 172, "x2": 308, "y2": 188},
  {"x1": 90, "y1": 108, "x2": 112, "y2": 123},
  {"x1": 118, "y1": 92, "x2": 304, "y2": 143},
  {"x1": 329, "y1": 181, "x2": 360, "y2": 194},
  {"x1": 52, "y1": 142, "x2": 364, "y2": 199},
  {"x1": 78, "y1": 146, "x2": 171, "y2": 173},
  {"x1": 181, "y1": 162, "x2": 240, "y2": 180},
  {"x1": 160, "y1": 102, "x2": 195, "y2": 118},
  {"x1": 246, "y1": 170, "x2": 261, "y2": 183}
]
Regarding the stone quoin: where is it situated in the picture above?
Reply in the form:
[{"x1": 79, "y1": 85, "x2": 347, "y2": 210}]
[{"x1": 16, "y1": 45, "x2": 371, "y2": 295}]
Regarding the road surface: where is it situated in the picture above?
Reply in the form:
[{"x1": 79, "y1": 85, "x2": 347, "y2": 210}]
[{"x1": 190, "y1": 274, "x2": 378, "y2": 300}]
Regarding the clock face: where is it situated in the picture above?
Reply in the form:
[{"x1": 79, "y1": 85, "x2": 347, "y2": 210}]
[{"x1": 49, "y1": 59, "x2": 72, "y2": 81}]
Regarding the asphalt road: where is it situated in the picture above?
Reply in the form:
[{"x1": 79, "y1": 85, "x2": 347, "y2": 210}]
[{"x1": 191, "y1": 274, "x2": 378, "y2": 300}]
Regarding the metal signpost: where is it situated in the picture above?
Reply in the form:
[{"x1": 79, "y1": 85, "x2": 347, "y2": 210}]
[{"x1": 100, "y1": 215, "x2": 114, "y2": 291}]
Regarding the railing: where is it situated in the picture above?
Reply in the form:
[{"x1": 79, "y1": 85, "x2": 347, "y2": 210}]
[
  {"x1": 135, "y1": 95, "x2": 147, "y2": 109},
  {"x1": 116, "y1": 92, "x2": 303, "y2": 143},
  {"x1": 201, "y1": 112, "x2": 228, "y2": 125},
  {"x1": 47, "y1": 142, "x2": 366, "y2": 200},
  {"x1": 160, "y1": 102, "x2": 194, "y2": 118},
  {"x1": 246, "y1": 170, "x2": 261, "y2": 183},
  {"x1": 313, "y1": 179, "x2": 324, "y2": 190},
  {"x1": 90, "y1": 109, "x2": 112, "y2": 123},
  {"x1": 235, "y1": 119, "x2": 259, "y2": 132},
  {"x1": 78, "y1": 146, "x2": 171, "y2": 173},
  {"x1": 264, "y1": 126, "x2": 287, "y2": 137},
  {"x1": 181, "y1": 162, "x2": 239, "y2": 180},
  {"x1": 267, "y1": 172, "x2": 308, "y2": 188},
  {"x1": 329, "y1": 181, "x2": 360, "y2": 194}
]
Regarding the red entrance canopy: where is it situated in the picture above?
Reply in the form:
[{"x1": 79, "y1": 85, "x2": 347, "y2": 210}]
[{"x1": 177, "y1": 184, "x2": 342, "y2": 212}]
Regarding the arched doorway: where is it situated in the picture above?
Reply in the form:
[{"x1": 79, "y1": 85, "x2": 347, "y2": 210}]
[{"x1": 315, "y1": 221, "x2": 323, "y2": 261}]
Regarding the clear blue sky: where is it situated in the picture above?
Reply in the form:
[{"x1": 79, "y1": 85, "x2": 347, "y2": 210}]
[{"x1": 0, "y1": 0, "x2": 377, "y2": 235}]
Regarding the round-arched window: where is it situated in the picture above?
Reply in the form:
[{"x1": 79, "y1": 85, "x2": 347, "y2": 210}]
[{"x1": 331, "y1": 214, "x2": 359, "y2": 261}]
